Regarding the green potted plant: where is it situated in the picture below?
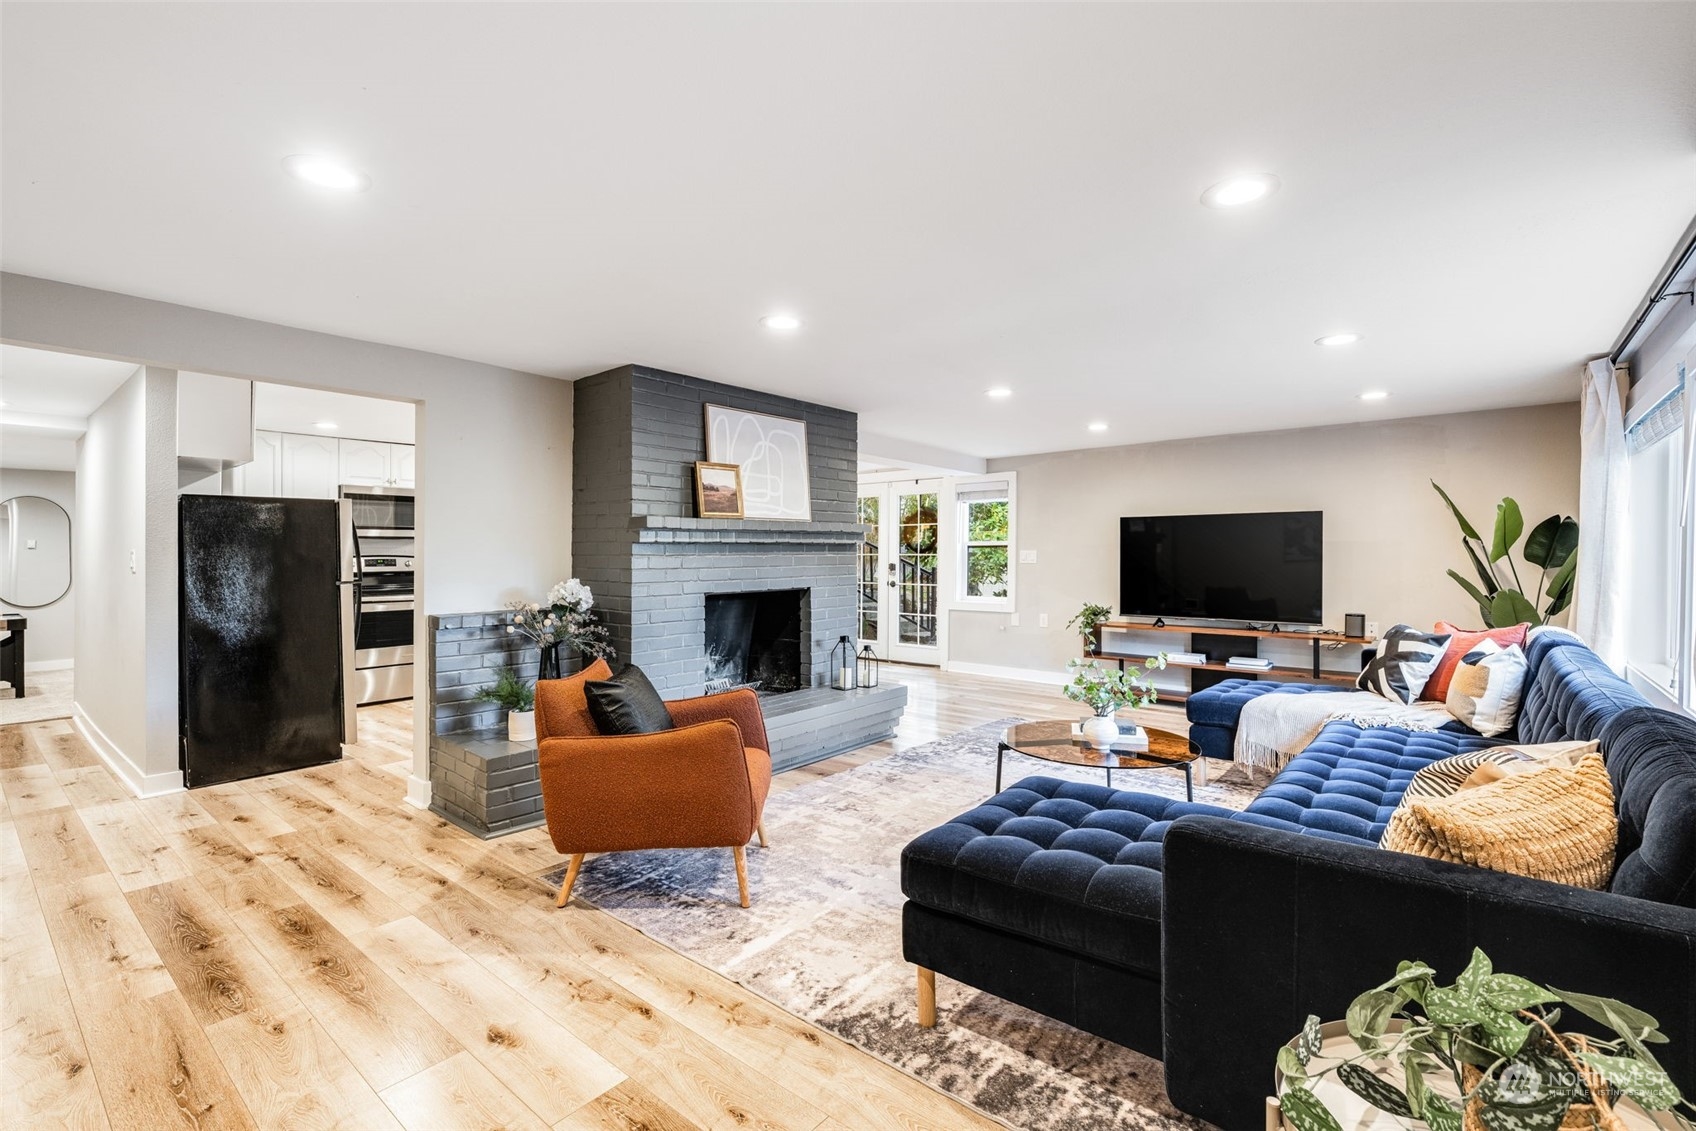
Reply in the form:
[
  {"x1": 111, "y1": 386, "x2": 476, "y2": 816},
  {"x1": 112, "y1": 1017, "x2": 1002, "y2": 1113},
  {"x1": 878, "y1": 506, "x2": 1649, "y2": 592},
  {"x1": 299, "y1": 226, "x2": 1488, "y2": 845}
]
[
  {"x1": 476, "y1": 666, "x2": 537, "y2": 742},
  {"x1": 1275, "y1": 947, "x2": 1694, "y2": 1131},
  {"x1": 1066, "y1": 602, "x2": 1115, "y2": 655},
  {"x1": 1432, "y1": 482, "x2": 1579, "y2": 628},
  {"x1": 1063, "y1": 655, "x2": 1167, "y2": 748}
]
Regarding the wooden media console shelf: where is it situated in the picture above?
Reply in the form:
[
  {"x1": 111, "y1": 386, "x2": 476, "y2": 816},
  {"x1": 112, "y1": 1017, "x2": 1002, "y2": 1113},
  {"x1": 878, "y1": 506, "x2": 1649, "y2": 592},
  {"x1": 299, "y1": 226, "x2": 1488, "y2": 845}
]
[{"x1": 1088, "y1": 621, "x2": 1373, "y2": 703}]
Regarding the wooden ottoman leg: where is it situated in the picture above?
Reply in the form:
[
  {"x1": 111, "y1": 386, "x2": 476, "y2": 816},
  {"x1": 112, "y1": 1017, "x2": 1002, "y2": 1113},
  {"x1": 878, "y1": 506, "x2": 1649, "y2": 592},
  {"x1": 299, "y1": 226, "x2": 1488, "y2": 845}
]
[
  {"x1": 917, "y1": 967, "x2": 937, "y2": 1028},
  {"x1": 756, "y1": 820, "x2": 769, "y2": 848},
  {"x1": 556, "y1": 853, "x2": 584, "y2": 908},
  {"x1": 733, "y1": 845, "x2": 750, "y2": 908}
]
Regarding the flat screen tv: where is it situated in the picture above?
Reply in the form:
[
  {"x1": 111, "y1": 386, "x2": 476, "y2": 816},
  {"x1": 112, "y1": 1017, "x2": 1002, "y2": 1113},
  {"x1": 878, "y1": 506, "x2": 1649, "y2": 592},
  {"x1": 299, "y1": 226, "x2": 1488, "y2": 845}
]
[{"x1": 1119, "y1": 511, "x2": 1323, "y2": 625}]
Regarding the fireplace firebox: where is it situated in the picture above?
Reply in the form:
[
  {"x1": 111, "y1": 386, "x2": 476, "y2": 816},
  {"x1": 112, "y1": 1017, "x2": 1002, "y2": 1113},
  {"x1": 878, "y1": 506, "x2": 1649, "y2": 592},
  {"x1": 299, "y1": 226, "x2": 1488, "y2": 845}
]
[{"x1": 704, "y1": 589, "x2": 805, "y2": 696}]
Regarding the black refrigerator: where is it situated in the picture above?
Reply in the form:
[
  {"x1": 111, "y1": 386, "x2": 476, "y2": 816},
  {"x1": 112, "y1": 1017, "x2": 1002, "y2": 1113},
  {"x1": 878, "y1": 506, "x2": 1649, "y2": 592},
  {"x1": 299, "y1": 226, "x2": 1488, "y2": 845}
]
[{"x1": 180, "y1": 494, "x2": 344, "y2": 788}]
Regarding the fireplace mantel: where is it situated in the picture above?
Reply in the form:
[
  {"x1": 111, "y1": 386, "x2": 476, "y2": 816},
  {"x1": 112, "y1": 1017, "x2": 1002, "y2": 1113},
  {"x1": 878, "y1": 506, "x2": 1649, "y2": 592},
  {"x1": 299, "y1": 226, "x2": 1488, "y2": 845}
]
[{"x1": 631, "y1": 515, "x2": 868, "y2": 545}]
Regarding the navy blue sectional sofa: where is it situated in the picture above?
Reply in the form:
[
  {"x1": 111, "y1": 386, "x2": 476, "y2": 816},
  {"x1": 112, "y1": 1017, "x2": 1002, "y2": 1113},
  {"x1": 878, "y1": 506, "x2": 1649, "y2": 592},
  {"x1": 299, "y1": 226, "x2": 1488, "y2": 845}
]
[{"x1": 900, "y1": 631, "x2": 1696, "y2": 1129}]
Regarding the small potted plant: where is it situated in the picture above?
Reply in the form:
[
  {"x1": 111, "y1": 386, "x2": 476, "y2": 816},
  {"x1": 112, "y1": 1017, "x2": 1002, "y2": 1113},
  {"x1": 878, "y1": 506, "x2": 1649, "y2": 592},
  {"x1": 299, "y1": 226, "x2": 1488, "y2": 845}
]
[
  {"x1": 1063, "y1": 655, "x2": 1167, "y2": 748},
  {"x1": 1275, "y1": 947, "x2": 1694, "y2": 1131},
  {"x1": 476, "y1": 666, "x2": 537, "y2": 742},
  {"x1": 1066, "y1": 602, "x2": 1115, "y2": 656}
]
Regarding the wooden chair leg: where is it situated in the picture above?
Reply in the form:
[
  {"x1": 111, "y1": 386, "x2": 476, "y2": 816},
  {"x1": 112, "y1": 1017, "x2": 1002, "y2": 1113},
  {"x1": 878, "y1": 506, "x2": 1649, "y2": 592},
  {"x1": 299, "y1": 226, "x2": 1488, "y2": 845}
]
[
  {"x1": 555, "y1": 853, "x2": 584, "y2": 908},
  {"x1": 732, "y1": 845, "x2": 750, "y2": 908},
  {"x1": 756, "y1": 820, "x2": 769, "y2": 848},
  {"x1": 917, "y1": 966, "x2": 937, "y2": 1028}
]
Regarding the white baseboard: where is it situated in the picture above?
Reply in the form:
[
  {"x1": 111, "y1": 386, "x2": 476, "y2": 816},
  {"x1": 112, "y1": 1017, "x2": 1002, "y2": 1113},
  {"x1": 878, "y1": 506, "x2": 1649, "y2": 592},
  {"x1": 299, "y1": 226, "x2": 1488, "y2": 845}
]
[
  {"x1": 73, "y1": 705, "x2": 184, "y2": 798},
  {"x1": 24, "y1": 659, "x2": 74, "y2": 672},
  {"x1": 942, "y1": 660, "x2": 1069, "y2": 686},
  {"x1": 405, "y1": 774, "x2": 432, "y2": 809}
]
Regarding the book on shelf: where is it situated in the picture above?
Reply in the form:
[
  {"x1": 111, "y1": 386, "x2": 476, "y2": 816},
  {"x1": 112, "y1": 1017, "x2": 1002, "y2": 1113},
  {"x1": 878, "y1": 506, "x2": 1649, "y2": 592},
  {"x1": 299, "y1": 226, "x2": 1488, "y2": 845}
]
[
  {"x1": 1226, "y1": 656, "x2": 1276, "y2": 671},
  {"x1": 1166, "y1": 651, "x2": 1208, "y2": 666}
]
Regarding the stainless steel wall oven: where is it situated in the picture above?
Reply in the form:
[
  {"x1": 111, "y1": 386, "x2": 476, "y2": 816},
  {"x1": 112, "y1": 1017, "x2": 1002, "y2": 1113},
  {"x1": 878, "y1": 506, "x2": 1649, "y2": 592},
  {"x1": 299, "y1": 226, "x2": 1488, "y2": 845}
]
[{"x1": 339, "y1": 485, "x2": 415, "y2": 741}]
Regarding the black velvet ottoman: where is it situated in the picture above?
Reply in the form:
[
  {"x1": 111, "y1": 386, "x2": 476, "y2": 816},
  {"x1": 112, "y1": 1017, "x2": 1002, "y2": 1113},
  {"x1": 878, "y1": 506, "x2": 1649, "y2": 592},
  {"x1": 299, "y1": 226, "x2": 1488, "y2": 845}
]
[{"x1": 899, "y1": 774, "x2": 1236, "y2": 1055}]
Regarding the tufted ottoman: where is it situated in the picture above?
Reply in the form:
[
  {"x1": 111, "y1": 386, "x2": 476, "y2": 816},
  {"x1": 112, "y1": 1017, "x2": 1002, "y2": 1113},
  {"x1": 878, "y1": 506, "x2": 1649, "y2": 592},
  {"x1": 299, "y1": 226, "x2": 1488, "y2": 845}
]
[
  {"x1": 1185, "y1": 678, "x2": 1344, "y2": 759},
  {"x1": 900, "y1": 775, "x2": 1237, "y2": 1056}
]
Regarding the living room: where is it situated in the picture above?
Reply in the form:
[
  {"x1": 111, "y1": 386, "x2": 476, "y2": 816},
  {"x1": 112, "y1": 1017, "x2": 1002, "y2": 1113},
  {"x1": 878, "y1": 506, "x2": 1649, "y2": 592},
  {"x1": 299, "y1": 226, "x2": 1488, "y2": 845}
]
[{"x1": 2, "y1": 4, "x2": 1694, "y2": 1131}]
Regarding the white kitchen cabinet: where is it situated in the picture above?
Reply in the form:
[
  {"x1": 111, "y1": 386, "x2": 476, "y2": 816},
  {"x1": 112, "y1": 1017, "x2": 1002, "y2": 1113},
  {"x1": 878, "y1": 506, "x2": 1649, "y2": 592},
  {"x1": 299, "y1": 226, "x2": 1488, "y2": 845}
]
[
  {"x1": 280, "y1": 433, "x2": 340, "y2": 499},
  {"x1": 234, "y1": 429, "x2": 284, "y2": 496},
  {"x1": 178, "y1": 373, "x2": 254, "y2": 469},
  {"x1": 390, "y1": 443, "x2": 416, "y2": 488},
  {"x1": 338, "y1": 438, "x2": 392, "y2": 487}
]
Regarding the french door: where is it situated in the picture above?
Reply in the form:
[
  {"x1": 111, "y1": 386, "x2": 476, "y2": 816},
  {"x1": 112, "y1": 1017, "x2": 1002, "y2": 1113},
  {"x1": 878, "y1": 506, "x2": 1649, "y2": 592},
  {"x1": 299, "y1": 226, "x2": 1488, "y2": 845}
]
[{"x1": 858, "y1": 480, "x2": 943, "y2": 666}]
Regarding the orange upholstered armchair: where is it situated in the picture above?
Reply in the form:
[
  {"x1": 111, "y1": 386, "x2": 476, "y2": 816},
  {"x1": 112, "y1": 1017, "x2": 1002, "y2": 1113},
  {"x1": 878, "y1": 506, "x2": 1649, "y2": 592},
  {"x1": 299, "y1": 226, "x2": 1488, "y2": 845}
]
[{"x1": 534, "y1": 658, "x2": 773, "y2": 908}]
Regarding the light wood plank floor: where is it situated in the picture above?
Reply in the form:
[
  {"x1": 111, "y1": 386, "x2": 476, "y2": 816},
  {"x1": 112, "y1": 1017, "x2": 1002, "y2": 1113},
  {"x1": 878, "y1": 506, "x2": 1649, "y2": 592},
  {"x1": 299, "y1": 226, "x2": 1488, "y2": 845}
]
[{"x1": 2, "y1": 667, "x2": 1194, "y2": 1131}]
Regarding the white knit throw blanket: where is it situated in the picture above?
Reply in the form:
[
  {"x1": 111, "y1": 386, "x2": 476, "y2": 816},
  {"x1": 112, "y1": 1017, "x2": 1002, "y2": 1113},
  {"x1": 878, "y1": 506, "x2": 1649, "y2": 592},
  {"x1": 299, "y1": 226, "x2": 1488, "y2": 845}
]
[{"x1": 1233, "y1": 690, "x2": 1453, "y2": 772}]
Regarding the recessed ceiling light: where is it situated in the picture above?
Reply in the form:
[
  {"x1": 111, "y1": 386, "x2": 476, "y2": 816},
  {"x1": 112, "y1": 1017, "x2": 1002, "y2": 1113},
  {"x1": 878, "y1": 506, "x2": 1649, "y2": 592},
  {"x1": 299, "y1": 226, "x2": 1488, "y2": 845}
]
[
  {"x1": 1087, "y1": 421, "x2": 1109, "y2": 433},
  {"x1": 1358, "y1": 390, "x2": 1389, "y2": 402},
  {"x1": 760, "y1": 313, "x2": 802, "y2": 332},
  {"x1": 986, "y1": 387, "x2": 1012, "y2": 399},
  {"x1": 1316, "y1": 333, "x2": 1363, "y2": 347},
  {"x1": 1200, "y1": 173, "x2": 1280, "y2": 209},
  {"x1": 283, "y1": 154, "x2": 370, "y2": 192},
  {"x1": 314, "y1": 420, "x2": 338, "y2": 429}
]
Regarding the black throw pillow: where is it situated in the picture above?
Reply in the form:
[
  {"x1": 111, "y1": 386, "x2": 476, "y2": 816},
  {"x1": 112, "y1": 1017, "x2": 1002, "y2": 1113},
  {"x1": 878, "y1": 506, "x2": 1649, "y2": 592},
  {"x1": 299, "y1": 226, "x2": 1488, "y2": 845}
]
[{"x1": 584, "y1": 664, "x2": 675, "y2": 735}]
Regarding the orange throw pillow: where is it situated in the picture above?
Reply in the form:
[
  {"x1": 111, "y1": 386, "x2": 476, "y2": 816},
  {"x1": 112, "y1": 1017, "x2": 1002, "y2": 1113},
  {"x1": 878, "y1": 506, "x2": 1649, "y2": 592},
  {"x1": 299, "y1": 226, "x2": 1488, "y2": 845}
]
[{"x1": 1420, "y1": 621, "x2": 1529, "y2": 702}]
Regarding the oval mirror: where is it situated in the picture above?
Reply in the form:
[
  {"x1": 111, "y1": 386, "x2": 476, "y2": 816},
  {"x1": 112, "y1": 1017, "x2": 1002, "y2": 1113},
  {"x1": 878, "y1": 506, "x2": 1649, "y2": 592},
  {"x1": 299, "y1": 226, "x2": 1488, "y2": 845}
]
[{"x1": 1, "y1": 495, "x2": 73, "y2": 608}]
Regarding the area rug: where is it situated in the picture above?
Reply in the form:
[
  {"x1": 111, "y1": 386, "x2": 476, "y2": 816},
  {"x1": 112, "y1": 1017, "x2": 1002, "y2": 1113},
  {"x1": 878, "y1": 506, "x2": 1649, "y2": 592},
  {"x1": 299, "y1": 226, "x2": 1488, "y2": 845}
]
[
  {"x1": 540, "y1": 720, "x2": 1260, "y2": 1131},
  {"x1": 0, "y1": 666, "x2": 73, "y2": 725}
]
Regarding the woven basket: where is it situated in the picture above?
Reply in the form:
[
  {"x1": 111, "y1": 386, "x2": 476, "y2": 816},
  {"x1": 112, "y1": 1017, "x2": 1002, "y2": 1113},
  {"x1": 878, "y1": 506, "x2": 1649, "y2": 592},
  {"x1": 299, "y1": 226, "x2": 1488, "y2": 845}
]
[{"x1": 1460, "y1": 1065, "x2": 1610, "y2": 1131}]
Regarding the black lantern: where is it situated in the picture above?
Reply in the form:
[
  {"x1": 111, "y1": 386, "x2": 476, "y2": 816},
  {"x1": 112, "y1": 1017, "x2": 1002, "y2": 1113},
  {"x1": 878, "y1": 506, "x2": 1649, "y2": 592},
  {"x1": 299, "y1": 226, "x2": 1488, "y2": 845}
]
[
  {"x1": 858, "y1": 644, "x2": 880, "y2": 688},
  {"x1": 830, "y1": 635, "x2": 858, "y2": 690}
]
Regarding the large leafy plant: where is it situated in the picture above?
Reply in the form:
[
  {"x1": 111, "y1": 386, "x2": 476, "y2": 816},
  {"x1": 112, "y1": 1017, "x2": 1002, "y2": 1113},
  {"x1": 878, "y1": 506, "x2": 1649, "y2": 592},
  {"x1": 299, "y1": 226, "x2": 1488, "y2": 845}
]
[
  {"x1": 1278, "y1": 948, "x2": 1694, "y2": 1131},
  {"x1": 1432, "y1": 482, "x2": 1578, "y2": 628}
]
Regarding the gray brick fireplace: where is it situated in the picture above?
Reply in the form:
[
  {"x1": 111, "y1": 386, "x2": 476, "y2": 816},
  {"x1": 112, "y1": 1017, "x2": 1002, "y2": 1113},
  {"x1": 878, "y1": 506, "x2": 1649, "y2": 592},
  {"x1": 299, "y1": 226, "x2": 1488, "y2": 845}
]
[
  {"x1": 426, "y1": 364, "x2": 908, "y2": 838},
  {"x1": 573, "y1": 364, "x2": 906, "y2": 770}
]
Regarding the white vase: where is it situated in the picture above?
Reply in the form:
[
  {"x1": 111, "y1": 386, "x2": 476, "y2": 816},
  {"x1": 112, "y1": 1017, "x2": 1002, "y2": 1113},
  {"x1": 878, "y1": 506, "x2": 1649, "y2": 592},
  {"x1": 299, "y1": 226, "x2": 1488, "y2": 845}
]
[
  {"x1": 1080, "y1": 713, "x2": 1120, "y2": 749},
  {"x1": 507, "y1": 709, "x2": 536, "y2": 743}
]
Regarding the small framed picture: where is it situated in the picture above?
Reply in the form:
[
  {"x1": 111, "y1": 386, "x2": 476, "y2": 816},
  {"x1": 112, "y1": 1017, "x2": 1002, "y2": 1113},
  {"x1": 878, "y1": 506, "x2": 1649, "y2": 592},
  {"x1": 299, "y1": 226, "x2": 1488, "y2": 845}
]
[{"x1": 694, "y1": 461, "x2": 744, "y2": 518}]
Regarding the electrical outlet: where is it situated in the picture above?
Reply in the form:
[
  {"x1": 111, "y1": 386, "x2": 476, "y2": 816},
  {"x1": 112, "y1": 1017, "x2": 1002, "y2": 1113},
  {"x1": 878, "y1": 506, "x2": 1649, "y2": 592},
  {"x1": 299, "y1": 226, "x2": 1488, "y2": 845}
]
[
  {"x1": 1038, "y1": 612, "x2": 1049, "y2": 628},
  {"x1": 1008, "y1": 612, "x2": 1020, "y2": 627},
  {"x1": 1365, "y1": 620, "x2": 1380, "y2": 638},
  {"x1": 129, "y1": 549, "x2": 138, "y2": 574}
]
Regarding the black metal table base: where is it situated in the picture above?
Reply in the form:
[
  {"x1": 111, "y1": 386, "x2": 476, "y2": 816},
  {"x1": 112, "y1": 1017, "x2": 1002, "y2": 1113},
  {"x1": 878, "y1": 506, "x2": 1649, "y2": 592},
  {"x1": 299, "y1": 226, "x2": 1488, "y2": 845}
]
[{"x1": 996, "y1": 741, "x2": 1194, "y2": 801}]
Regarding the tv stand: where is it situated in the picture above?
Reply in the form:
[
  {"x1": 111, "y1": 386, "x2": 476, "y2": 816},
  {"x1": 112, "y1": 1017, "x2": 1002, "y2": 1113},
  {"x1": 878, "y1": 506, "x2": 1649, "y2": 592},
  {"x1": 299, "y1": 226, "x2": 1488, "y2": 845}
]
[{"x1": 1088, "y1": 620, "x2": 1372, "y2": 703}]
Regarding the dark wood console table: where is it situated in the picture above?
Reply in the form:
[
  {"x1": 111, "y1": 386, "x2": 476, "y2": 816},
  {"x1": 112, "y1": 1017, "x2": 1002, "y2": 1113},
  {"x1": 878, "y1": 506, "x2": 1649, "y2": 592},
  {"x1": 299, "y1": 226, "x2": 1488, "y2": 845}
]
[
  {"x1": 0, "y1": 615, "x2": 27, "y2": 698},
  {"x1": 1089, "y1": 620, "x2": 1371, "y2": 704}
]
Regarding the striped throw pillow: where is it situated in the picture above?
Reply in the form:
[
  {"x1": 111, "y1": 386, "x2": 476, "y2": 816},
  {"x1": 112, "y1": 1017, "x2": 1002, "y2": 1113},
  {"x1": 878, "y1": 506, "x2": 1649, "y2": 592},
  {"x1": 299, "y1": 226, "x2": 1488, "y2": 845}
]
[{"x1": 1356, "y1": 625, "x2": 1452, "y2": 704}]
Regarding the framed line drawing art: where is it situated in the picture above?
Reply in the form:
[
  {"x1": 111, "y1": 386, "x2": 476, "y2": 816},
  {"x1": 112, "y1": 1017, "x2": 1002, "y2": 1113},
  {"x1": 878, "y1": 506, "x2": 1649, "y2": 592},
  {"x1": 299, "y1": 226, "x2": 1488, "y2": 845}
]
[
  {"x1": 703, "y1": 404, "x2": 812, "y2": 520},
  {"x1": 694, "y1": 461, "x2": 745, "y2": 518}
]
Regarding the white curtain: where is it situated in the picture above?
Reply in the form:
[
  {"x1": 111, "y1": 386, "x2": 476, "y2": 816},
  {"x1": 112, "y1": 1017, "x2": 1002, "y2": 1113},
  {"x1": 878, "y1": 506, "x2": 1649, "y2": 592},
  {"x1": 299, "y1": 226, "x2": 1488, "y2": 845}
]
[{"x1": 1574, "y1": 358, "x2": 1629, "y2": 669}]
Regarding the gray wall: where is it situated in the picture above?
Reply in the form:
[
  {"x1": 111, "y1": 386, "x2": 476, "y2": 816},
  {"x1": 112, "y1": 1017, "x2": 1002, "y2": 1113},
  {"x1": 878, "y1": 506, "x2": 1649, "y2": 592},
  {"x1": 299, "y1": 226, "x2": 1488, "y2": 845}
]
[
  {"x1": 949, "y1": 403, "x2": 1582, "y2": 676},
  {"x1": 0, "y1": 468, "x2": 76, "y2": 663},
  {"x1": 573, "y1": 365, "x2": 861, "y2": 697}
]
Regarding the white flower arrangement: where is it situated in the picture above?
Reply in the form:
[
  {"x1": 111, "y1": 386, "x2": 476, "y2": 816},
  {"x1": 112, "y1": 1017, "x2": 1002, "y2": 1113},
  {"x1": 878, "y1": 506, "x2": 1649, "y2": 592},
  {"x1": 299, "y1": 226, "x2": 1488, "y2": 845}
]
[{"x1": 505, "y1": 578, "x2": 614, "y2": 663}]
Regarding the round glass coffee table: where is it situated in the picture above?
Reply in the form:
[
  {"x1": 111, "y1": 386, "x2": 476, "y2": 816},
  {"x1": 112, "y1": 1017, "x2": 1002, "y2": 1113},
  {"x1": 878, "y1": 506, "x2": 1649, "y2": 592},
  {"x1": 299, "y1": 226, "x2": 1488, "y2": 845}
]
[{"x1": 996, "y1": 720, "x2": 1200, "y2": 800}]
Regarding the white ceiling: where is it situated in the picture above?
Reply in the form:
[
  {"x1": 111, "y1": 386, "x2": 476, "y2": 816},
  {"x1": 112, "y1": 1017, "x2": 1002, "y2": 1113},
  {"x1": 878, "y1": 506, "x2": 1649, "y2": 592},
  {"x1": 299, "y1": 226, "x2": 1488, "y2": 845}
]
[
  {"x1": 253, "y1": 382, "x2": 415, "y2": 444},
  {"x1": 0, "y1": 345, "x2": 139, "y2": 471},
  {"x1": 3, "y1": 3, "x2": 1694, "y2": 459}
]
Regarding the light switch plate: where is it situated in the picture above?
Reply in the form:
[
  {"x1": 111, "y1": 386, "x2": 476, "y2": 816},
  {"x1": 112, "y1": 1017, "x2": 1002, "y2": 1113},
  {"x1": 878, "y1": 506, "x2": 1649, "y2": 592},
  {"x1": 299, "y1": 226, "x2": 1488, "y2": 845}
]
[
  {"x1": 1038, "y1": 613, "x2": 1049, "y2": 628},
  {"x1": 1018, "y1": 550, "x2": 1038, "y2": 564}
]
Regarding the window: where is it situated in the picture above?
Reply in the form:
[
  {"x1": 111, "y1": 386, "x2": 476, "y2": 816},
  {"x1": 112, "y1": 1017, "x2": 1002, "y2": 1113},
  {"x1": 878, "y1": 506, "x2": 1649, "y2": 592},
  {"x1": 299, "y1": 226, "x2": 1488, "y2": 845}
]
[
  {"x1": 955, "y1": 475, "x2": 1015, "y2": 606},
  {"x1": 1623, "y1": 349, "x2": 1693, "y2": 713},
  {"x1": 857, "y1": 494, "x2": 879, "y2": 642}
]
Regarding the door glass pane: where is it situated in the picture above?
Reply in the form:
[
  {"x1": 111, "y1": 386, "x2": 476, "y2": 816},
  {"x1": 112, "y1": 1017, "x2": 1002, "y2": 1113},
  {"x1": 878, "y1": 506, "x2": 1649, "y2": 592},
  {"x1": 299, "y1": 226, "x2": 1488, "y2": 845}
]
[
  {"x1": 857, "y1": 495, "x2": 880, "y2": 642},
  {"x1": 898, "y1": 492, "x2": 938, "y2": 646}
]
